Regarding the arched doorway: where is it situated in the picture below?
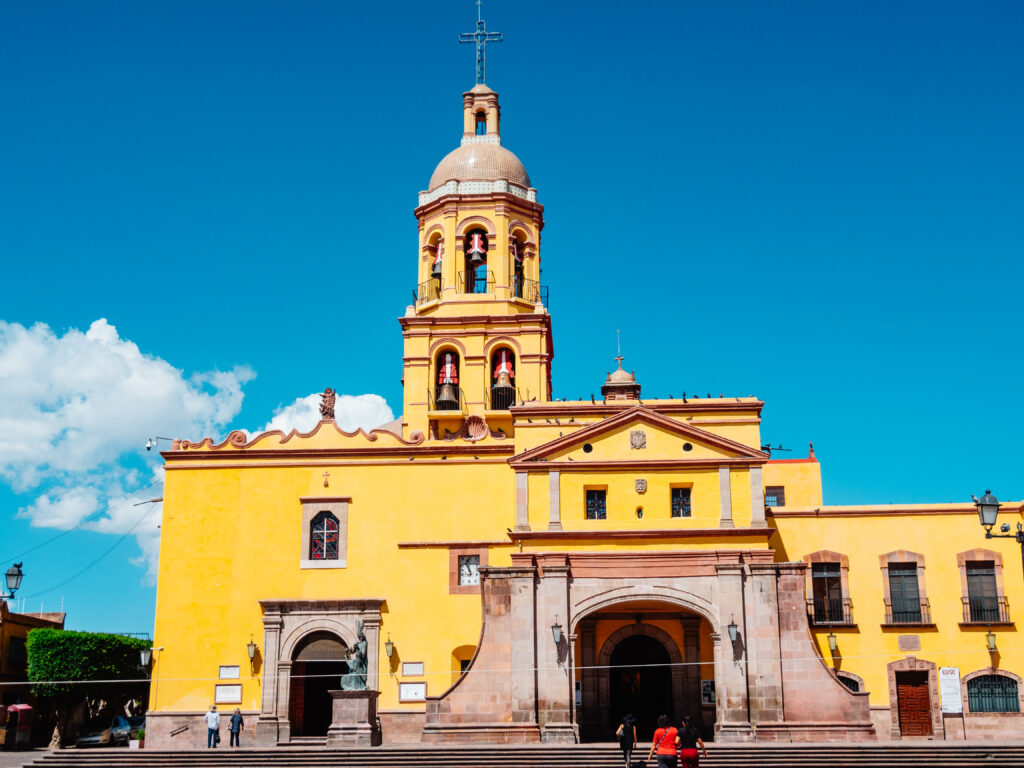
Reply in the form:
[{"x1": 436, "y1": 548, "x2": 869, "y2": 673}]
[
  {"x1": 608, "y1": 634, "x2": 673, "y2": 738},
  {"x1": 576, "y1": 601, "x2": 716, "y2": 743},
  {"x1": 288, "y1": 632, "x2": 348, "y2": 737}
]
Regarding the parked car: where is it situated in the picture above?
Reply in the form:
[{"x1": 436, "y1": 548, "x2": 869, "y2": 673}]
[{"x1": 75, "y1": 715, "x2": 131, "y2": 747}]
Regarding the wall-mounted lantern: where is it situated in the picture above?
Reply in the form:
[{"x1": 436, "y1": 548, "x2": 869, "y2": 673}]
[
  {"x1": 551, "y1": 616, "x2": 563, "y2": 647},
  {"x1": 385, "y1": 633, "x2": 395, "y2": 659},
  {"x1": 727, "y1": 616, "x2": 738, "y2": 643}
]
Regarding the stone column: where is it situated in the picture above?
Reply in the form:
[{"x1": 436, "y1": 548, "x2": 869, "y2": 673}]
[
  {"x1": 714, "y1": 563, "x2": 752, "y2": 741},
  {"x1": 719, "y1": 467, "x2": 734, "y2": 528},
  {"x1": 515, "y1": 472, "x2": 530, "y2": 531},
  {"x1": 276, "y1": 660, "x2": 293, "y2": 743},
  {"x1": 548, "y1": 471, "x2": 562, "y2": 530},
  {"x1": 535, "y1": 558, "x2": 576, "y2": 742},
  {"x1": 254, "y1": 611, "x2": 283, "y2": 745},
  {"x1": 508, "y1": 565, "x2": 540, "y2": 728},
  {"x1": 362, "y1": 614, "x2": 381, "y2": 694},
  {"x1": 682, "y1": 616, "x2": 702, "y2": 726},
  {"x1": 750, "y1": 467, "x2": 766, "y2": 527},
  {"x1": 746, "y1": 564, "x2": 783, "y2": 726}
]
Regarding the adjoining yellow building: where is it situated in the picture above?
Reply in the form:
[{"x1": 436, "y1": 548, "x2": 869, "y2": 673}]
[{"x1": 147, "y1": 81, "x2": 1024, "y2": 747}]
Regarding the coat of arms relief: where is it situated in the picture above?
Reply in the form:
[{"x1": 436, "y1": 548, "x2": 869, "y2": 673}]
[{"x1": 630, "y1": 430, "x2": 646, "y2": 450}]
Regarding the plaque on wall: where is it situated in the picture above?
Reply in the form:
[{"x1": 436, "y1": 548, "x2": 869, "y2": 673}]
[
  {"x1": 402, "y1": 661, "x2": 425, "y2": 677},
  {"x1": 939, "y1": 667, "x2": 963, "y2": 714},
  {"x1": 214, "y1": 684, "x2": 242, "y2": 704},
  {"x1": 399, "y1": 682, "x2": 427, "y2": 701},
  {"x1": 219, "y1": 665, "x2": 240, "y2": 679}
]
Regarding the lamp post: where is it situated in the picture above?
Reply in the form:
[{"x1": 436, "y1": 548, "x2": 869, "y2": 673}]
[
  {"x1": 973, "y1": 491, "x2": 1024, "y2": 578},
  {"x1": 2, "y1": 563, "x2": 24, "y2": 601}
]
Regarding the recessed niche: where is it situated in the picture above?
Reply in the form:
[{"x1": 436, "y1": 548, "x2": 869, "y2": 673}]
[{"x1": 636, "y1": 507, "x2": 643, "y2": 519}]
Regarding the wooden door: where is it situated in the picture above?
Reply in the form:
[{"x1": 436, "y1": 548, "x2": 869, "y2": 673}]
[{"x1": 896, "y1": 671, "x2": 932, "y2": 736}]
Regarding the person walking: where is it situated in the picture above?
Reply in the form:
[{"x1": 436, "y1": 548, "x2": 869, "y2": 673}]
[
  {"x1": 614, "y1": 713, "x2": 637, "y2": 768},
  {"x1": 203, "y1": 705, "x2": 220, "y2": 748},
  {"x1": 646, "y1": 714, "x2": 679, "y2": 768},
  {"x1": 229, "y1": 707, "x2": 244, "y2": 747},
  {"x1": 677, "y1": 715, "x2": 708, "y2": 768}
]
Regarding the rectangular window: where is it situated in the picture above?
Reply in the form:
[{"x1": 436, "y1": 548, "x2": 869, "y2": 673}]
[
  {"x1": 671, "y1": 487, "x2": 692, "y2": 518},
  {"x1": 6, "y1": 637, "x2": 27, "y2": 673},
  {"x1": 585, "y1": 489, "x2": 606, "y2": 520},
  {"x1": 888, "y1": 563, "x2": 923, "y2": 623},
  {"x1": 458, "y1": 555, "x2": 480, "y2": 586},
  {"x1": 811, "y1": 563, "x2": 844, "y2": 623},
  {"x1": 966, "y1": 561, "x2": 999, "y2": 622},
  {"x1": 764, "y1": 486, "x2": 786, "y2": 508}
]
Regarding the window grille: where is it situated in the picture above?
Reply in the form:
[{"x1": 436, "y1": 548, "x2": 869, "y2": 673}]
[
  {"x1": 671, "y1": 487, "x2": 692, "y2": 518},
  {"x1": 310, "y1": 511, "x2": 340, "y2": 560},
  {"x1": 968, "y1": 675, "x2": 1020, "y2": 713},
  {"x1": 811, "y1": 563, "x2": 847, "y2": 623},
  {"x1": 887, "y1": 563, "x2": 923, "y2": 623},
  {"x1": 765, "y1": 486, "x2": 786, "y2": 508},
  {"x1": 966, "y1": 561, "x2": 999, "y2": 622},
  {"x1": 838, "y1": 675, "x2": 860, "y2": 692},
  {"x1": 585, "y1": 489, "x2": 606, "y2": 520}
]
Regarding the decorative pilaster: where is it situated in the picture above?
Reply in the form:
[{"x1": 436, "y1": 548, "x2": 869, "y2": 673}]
[
  {"x1": 548, "y1": 471, "x2": 562, "y2": 530},
  {"x1": 515, "y1": 471, "x2": 530, "y2": 531},
  {"x1": 750, "y1": 467, "x2": 766, "y2": 527},
  {"x1": 719, "y1": 467, "x2": 734, "y2": 528}
]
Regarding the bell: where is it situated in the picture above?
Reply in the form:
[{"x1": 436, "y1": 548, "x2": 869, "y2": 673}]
[
  {"x1": 437, "y1": 383, "x2": 458, "y2": 410},
  {"x1": 494, "y1": 371, "x2": 512, "y2": 389},
  {"x1": 431, "y1": 258, "x2": 442, "y2": 279},
  {"x1": 469, "y1": 249, "x2": 486, "y2": 267}
]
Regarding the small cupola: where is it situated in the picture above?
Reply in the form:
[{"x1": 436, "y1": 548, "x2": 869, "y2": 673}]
[
  {"x1": 463, "y1": 84, "x2": 501, "y2": 138},
  {"x1": 601, "y1": 357, "x2": 641, "y2": 401}
]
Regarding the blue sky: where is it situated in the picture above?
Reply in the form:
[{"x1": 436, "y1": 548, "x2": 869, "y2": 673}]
[{"x1": 1, "y1": 1, "x2": 1021, "y2": 632}]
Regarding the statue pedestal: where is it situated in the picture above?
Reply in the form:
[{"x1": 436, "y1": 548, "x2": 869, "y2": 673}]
[{"x1": 326, "y1": 690, "x2": 380, "y2": 747}]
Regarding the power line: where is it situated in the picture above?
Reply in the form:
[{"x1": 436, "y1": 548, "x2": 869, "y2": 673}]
[{"x1": 0, "y1": 480, "x2": 161, "y2": 563}]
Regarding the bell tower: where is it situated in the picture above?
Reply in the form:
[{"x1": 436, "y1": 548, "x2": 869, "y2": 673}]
[{"x1": 399, "y1": 83, "x2": 552, "y2": 440}]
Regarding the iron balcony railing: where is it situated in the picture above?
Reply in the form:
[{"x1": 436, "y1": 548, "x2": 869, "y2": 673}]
[
  {"x1": 962, "y1": 595, "x2": 1011, "y2": 624},
  {"x1": 513, "y1": 276, "x2": 549, "y2": 306},
  {"x1": 460, "y1": 270, "x2": 495, "y2": 295},
  {"x1": 428, "y1": 386, "x2": 465, "y2": 413},
  {"x1": 414, "y1": 279, "x2": 441, "y2": 305},
  {"x1": 485, "y1": 384, "x2": 528, "y2": 411},
  {"x1": 807, "y1": 597, "x2": 854, "y2": 625},
  {"x1": 883, "y1": 597, "x2": 931, "y2": 625}
]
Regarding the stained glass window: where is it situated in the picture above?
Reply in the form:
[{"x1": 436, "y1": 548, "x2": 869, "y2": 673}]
[
  {"x1": 585, "y1": 489, "x2": 606, "y2": 520},
  {"x1": 671, "y1": 487, "x2": 692, "y2": 518},
  {"x1": 310, "y1": 511, "x2": 340, "y2": 560}
]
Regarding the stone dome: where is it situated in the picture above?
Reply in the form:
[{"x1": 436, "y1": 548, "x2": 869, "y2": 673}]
[
  {"x1": 428, "y1": 142, "x2": 531, "y2": 190},
  {"x1": 605, "y1": 367, "x2": 637, "y2": 385}
]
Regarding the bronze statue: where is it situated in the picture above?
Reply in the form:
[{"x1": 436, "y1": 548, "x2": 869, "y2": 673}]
[
  {"x1": 319, "y1": 388, "x2": 336, "y2": 420},
  {"x1": 340, "y1": 621, "x2": 368, "y2": 691}
]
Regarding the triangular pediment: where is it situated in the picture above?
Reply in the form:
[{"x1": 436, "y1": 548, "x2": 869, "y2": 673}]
[{"x1": 509, "y1": 406, "x2": 768, "y2": 468}]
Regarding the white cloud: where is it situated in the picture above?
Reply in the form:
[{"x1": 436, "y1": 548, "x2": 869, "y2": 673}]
[
  {"x1": 257, "y1": 393, "x2": 394, "y2": 436},
  {"x1": 1, "y1": 318, "x2": 253, "y2": 582}
]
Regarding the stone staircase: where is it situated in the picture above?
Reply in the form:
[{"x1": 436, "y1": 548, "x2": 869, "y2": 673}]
[{"x1": 23, "y1": 743, "x2": 1024, "y2": 768}]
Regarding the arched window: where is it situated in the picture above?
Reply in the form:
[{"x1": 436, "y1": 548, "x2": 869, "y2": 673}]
[
  {"x1": 475, "y1": 111, "x2": 487, "y2": 135},
  {"x1": 435, "y1": 350, "x2": 460, "y2": 411},
  {"x1": 310, "y1": 511, "x2": 339, "y2": 560},
  {"x1": 968, "y1": 674, "x2": 1020, "y2": 712},
  {"x1": 837, "y1": 673, "x2": 860, "y2": 692},
  {"x1": 463, "y1": 229, "x2": 488, "y2": 293},
  {"x1": 490, "y1": 348, "x2": 516, "y2": 410}
]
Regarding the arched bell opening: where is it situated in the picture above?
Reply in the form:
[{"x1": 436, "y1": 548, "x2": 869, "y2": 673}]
[
  {"x1": 425, "y1": 232, "x2": 444, "y2": 299},
  {"x1": 475, "y1": 111, "x2": 487, "y2": 136},
  {"x1": 463, "y1": 229, "x2": 489, "y2": 294},
  {"x1": 510, "y1": 234, "x2": 526, "y2": 298},
  {"x1": 490, "y1": 348, "x2": 516, "y2": 410},
  {"x1": 434, "y1": 349, "x2": 461, "y2": 412},
  {"x1": 288, "y1": 631, "x2": 348, "y2": 737}
]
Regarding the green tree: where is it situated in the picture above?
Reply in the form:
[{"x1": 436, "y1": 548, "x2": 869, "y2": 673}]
[{"x1": 26, "y1": 628, "x2": 151, "y2": 747}]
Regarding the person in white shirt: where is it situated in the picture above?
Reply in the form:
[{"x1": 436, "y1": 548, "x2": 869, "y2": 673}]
[{"x1": 204, "y1": 706, "x2": 220, "y2": 748}]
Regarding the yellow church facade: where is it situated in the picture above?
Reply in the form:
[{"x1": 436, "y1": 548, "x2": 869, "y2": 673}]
[{"x1": 147, "y1": 83, "x2": 1024, "y2": 747}]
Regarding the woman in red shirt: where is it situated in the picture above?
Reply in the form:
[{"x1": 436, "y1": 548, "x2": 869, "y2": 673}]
[{"x1": 646, "y1": 714, "x2": 679, "y2": 768}]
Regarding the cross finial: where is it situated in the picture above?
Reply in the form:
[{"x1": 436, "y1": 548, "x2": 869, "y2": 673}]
[
  {"x1": 614, "y1": 330, "x2": 624, "y2": 369},
  {"x1": 459, "y1": 0, "x2": 503, "y2": 85}
]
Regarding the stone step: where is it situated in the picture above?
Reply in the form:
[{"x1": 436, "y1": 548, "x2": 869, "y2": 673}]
[{"x1": 25, "y1": 744, "x2": 1024, "y2": 768}]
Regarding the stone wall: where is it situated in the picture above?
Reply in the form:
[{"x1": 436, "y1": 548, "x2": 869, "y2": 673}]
[{"x1": 144, "y1": 710, "x2": 260, "y2": 750}]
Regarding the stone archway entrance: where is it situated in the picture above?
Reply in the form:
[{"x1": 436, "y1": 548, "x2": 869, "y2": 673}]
[
  {"x1": 288, "y1": 632, "x2": 348, "y2": 737},
  {"x1": 577, "y1": 603, "x2": 712, "y2": 743}
]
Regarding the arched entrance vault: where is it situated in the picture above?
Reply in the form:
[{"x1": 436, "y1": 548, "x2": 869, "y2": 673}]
[{"x1": 574, "y1": 598, "x2": 714, "y2": 742}]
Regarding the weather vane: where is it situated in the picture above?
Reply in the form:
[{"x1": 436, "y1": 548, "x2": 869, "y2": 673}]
[{"x1": 459, "y1": 0, "x2": 503, "y2": 85}]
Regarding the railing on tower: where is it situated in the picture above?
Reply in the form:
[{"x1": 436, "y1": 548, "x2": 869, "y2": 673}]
[
  {"x1": 806, "y1": 597, "x2": 854, "y2": 626},
  {"x1": 429, "y1": 386, "x2": 466, "y2": 413},
  {"x1": 513, "y1": 276, "x2": 549, "y2": 306},
  {"x1": 460, "y1": 270, "x2": 495, "y2": 295},
  {"x1": 414, "y1": 279, "x2": 441, "y2": 305},
  {"x1": 485, "y1": 384, "x2": 522, "y2": 411}
]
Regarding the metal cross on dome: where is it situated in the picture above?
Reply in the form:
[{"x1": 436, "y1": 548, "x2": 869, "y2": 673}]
[{"x1": 460, "y1": 0, "x2": 503, "y2": 85}]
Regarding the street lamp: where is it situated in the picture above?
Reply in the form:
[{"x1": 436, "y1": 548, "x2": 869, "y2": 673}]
[
  {"x1": 551, "y1": 617, "x2": 563, "y2": 647},
  {"x1": 384, "y1": 633, "x2": 395, "y2": 659},
  {"x1": 973, "y1": 490, "x2": 1024, "y2": 578},
  {"x1": 140, "y1": 647, "x2": 152, "y2": 668},
  {"x1": 2, "y1": 563, "x2": 23, "y2": 600}
]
